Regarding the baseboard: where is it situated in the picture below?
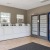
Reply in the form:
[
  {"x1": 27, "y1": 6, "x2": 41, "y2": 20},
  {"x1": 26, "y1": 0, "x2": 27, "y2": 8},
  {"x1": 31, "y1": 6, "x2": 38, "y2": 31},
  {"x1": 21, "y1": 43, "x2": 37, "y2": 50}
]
[
  {"x1": 31, "y1": 34, "x2": 48, "y2": 40},
  {"x1": 0, "y1": 36, "x2": 30, "y2": 42}
]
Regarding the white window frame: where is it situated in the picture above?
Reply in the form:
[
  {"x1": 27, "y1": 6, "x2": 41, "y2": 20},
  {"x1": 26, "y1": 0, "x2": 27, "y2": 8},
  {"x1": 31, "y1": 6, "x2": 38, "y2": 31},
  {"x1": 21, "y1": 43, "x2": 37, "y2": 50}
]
[
  {"x1": 0, "y1": 12, "x2": 11, "y2": 24},
  {"x1": 17, "y1": 14, "x2": 24, "y2": 23}
]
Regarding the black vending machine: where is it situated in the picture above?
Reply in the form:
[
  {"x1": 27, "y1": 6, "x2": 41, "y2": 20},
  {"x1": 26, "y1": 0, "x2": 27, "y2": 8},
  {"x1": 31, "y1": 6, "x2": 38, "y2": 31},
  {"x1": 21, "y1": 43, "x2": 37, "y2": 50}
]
[{"x1": 48, "y1": 12, "x2": 50, "y2": 41}]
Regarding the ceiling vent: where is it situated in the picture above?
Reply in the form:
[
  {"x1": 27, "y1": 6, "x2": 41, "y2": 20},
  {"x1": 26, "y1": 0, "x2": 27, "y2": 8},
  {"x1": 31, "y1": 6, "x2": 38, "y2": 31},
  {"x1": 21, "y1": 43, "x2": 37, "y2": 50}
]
[{"x1": 40, "y1": 0, "x2": 49, "y2": 2}]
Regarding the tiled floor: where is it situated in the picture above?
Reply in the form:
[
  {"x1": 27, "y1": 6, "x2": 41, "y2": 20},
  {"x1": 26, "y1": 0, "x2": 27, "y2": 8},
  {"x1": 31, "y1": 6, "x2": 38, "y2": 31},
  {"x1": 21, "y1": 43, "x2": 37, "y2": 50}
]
[{"x1": 0, "y1": 36, "x2": 50, "y2": 50}]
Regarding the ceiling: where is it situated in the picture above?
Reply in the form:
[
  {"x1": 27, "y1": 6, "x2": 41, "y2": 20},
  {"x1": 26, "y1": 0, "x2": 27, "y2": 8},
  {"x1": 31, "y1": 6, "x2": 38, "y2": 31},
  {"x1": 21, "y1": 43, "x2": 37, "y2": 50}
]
[{"x1": 0, "y1": 0, "x2": 50, "y2": 10}]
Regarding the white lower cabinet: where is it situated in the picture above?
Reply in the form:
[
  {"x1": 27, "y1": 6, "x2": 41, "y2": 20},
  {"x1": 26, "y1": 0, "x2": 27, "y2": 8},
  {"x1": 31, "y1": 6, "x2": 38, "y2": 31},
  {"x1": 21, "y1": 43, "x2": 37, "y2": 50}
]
[
  {"x1": 0, "y1": 25, "x2": 30, "y2": 41},
  {"x1": 4, "y1": 26, "x2": 13, "y2": 35},
  {"x1": 0, "y1": 27, "x2": 3, "y2": 35},
  {"x1": 0, "y1": 27, "x2": 4, "y2": 41}
]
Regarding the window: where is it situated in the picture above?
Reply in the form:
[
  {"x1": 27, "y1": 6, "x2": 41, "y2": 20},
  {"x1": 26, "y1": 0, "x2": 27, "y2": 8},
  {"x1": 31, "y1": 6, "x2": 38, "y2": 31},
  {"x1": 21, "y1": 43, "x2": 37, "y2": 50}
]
[
  {"x1": 0, "y1": 12, "x2": 11, "y2": 24},
  {"x1": 17, "y1": 14, "x2": 24, "y2": 23}
]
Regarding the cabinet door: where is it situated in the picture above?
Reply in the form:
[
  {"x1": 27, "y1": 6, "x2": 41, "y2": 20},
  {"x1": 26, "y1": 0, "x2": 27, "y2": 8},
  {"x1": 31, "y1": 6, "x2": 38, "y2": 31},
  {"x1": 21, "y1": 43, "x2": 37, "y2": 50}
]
[
  {"x1": 3, "y1": 26, "x2": 14, "y2": 40},
  {"x1": 4, "y1": 26, "x2": 13, "y2": 35},
  {"x1": 0, "y1": 27, "x2": 4, "y2": 41},
  {"x1": 32, "y1": 15, "x2": 39, "y2": 35},
  {"x1": 0, "y1": 27, "x2": 3, "y2": 35},
  {"x1": 40, "y1": 14, "x2": 48, "y2": 39}
]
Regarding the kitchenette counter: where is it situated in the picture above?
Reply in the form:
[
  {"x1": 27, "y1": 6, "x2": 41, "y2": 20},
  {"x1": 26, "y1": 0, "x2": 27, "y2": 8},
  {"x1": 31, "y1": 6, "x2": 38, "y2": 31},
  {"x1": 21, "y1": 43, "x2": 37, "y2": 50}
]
[{"x1": 0, "y1": 24, "x2": 30, "y2": 41}]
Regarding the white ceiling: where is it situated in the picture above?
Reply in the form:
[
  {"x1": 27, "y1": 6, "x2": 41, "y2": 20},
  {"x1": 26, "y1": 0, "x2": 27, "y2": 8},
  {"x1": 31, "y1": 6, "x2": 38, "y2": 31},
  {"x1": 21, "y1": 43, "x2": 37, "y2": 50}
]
[{"x1": 0, "y1": 0, "x2": 50, "y2": 10}]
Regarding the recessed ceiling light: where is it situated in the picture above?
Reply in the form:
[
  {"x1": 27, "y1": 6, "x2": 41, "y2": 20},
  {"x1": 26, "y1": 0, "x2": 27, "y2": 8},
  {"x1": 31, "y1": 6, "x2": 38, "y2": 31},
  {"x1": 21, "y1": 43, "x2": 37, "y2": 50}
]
[
  {"x1": 7, "y1": 3, "x2": 11, "y2": 4},
  {"x1": 40, "y1": 0, "x2": 49, "y2": 2},
  {"x1": 40, "y1": 0, "x2": 44, "y2": 2}
]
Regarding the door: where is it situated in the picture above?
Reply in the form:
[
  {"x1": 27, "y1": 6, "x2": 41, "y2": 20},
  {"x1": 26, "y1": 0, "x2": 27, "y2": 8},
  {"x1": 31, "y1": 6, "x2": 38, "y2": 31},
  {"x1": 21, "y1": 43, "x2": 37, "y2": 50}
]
[
  {"x1": 48, "y1": 12, "x2": 50, "y2": 41},
  {"x1": 40, "y1": 14, "x2": 48, "y2": 39},
  {"x1": 31, "y1": 15, "x2": 39, "y2": 36}
]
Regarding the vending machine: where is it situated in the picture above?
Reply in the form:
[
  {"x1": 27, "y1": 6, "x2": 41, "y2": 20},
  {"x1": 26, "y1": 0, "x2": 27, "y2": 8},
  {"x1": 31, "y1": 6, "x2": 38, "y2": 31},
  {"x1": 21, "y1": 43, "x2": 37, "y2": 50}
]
[{"x1": 48, "y1": 12, "x2": 50, "y2": 41}]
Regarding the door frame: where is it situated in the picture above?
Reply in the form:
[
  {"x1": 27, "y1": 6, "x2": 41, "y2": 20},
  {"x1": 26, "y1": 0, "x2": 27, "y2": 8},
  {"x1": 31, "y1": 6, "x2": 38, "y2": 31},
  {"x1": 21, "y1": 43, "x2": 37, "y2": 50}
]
[
  {"x1": 48, "y1": 13, "x2": 50, "y2": 41},
  {"x1": 39, "y1": 13, "x2": 48, "y2": 40},
  {"x1": 31, "y1": 15, "x2": 40, "y2": 37},
  {"x1": 31, "y1": 13, "x2": 49, "y2": 40}
]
